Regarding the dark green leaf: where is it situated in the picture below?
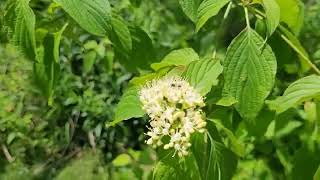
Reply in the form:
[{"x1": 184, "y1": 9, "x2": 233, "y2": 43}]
[{"x1": 34, "y1": 24, "x2": 67, "y2": 105}]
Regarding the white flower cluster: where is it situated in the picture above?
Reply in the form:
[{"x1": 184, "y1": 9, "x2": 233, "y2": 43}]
[{"x1": 139, "y1": 76, "x2": 206, "y2": 157}]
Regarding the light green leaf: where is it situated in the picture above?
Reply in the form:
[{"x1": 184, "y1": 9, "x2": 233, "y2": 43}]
[
  {"x1": 55, "y1": 0, "x2": 111, "y2": 36},
  {"x1": 223, "y1": 28, "x2": 277, "y2": 120},
  {"x1": 267, "y1": 75, "x2": 320, "y2": 114},
  {"x1": 179, "y1": 0, "x2": 202, "y2": 22},
  {"x1": 34, "y1": 24, "x2": 67, "y2": 105},
  {"x1": 275, "y1": 0, "x2": 304, "y2": 34},
  {"x1": 151, "y1": 48, "x2": 199, "y2": 71},
  {"x1": 315, "y1": 165, "x2": 320, "y2": 180},
  {"x1": 183, "y1": 58, "x2": 223, "y2": 95},
  {"x1": 196, "y1": 0, "x2": 230, "y2": 32},
  {"x1": 262, "y1": 0, "x2": 280, "y2": 36},
  {"x1": 215, "y1": 97, "x2": 238, "y2": 106},
  {"x1": 4, "y1": 0, "x2": 36, "y2": 60},
  {"x1": 83, "y1": 51, "x2": 97, "y2": 74},
  {"x1": 110, "y1": 86, "x2": 145, "y2": 126},
  {"x1": 112, "y1": 154, "x2": 132, "y2": 167},
  {"x1": 153, "y1": 161, "x2": 184, "y2": 180}
]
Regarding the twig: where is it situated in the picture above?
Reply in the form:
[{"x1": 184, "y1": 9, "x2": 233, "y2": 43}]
[{"x1": 1, "y1": 144, "x2": 15, "y2": 163}]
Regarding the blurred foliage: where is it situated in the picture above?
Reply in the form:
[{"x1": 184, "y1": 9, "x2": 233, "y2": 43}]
[{"x1": 0, "y1": 0, "x2": 320, "y2": 179}]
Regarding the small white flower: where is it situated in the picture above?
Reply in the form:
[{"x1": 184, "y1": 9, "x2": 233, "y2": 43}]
[{"x1": 140, "y1": 76, "x2": 206, "y2": 157}]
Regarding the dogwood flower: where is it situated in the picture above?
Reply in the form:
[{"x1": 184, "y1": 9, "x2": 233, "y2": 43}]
[{"x1": 139, "y1": 76, "x2": 206, "y2": 157}]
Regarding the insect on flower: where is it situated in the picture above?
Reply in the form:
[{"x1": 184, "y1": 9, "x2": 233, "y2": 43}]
[{"x1": 139, "y1": 76, "x2": 206, "y2": 157}]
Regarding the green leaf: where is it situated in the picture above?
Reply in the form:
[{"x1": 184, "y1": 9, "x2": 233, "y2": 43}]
[
  {"x1": 183, "y1": 58, "x2": 223, "y2": 95},
  {"x1": 275, "y1": 0, "x2": 304, "y2": 34},
  {"x1": 278, "y1": 26, "x2": 311, "y2": 73},
  {"x1": 179, "y1": 0, "x2": 202, "y2": 22},
  {"x1": 153, "y1": 161, "x2": 184, "y2": 180},
  {"x1": 112, "y1": 154, "x2": 132, "y2": 167},
  {"x1": 267, "y1": 75, "x2": 320, "y2": 114},
  {"x1": 196, "y1": 0, "x2": 230, "y2": 32},
  {"x1": 55, "y1": 0, "x2": 112, "y2": 36},
  {"x1": 34, "y1": 24, "x2": 67, "y2": 105},
  {"x1": 215, "y1": 97, "x2": 238, "y2": 106},
  {"x1": 191, "y1": 122, "x2": 238, "y2": 180},
  {"x1": 151, "y1": 48, "x2": 199, "y2": 71},
  {"x1": 83, "y1": 51, "x2": 97, "y2": 74},
  {"x1": 315, "y1": 165, "x2": 320, "y2": 180},
  {"x1": 4, "y1": 0, "x2": 36, "y2": 60},
  {"x1": 110, "y1": 14, "x2": 132, "y2": 53},
  {"x1": 223, "y1": 28, "x2": 277, "y2": 120},
  {"x1": 116, "y1": 27, "x2": 156, "y2": 72},
  {"x1": 110, "y1": 86, "x2": 145, "y2": 126},
  {"x1": 262, "y1": 0, "x2": 280, "y2": 36}
]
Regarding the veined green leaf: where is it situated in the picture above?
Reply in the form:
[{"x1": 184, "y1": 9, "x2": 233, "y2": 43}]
[
  {"x1": 191, "y1": 122, "x2": 238, "y2": 180},
  {"x1": 196, "y1": 0, "x2": 230, "y2": 32},
  {"x1": 4, "y1": 0, "x2": 36, "y2": 60},
  {"x1": 110, "y1": 86, "x2": 145, "y2": 126},
  {"x1": 267, "y1": 75, "x2": 320, "y2": 114},
  {"x1": 183, "y1": 58, "x2": 223, "y2": 96},
  {"x1": 223, "y1": 28, "x2": 277, "y2": 120},
  {"x1": 179, "y1": 0, "x2": 202, "y2": 22},
  {"x1": 262, "y1": 0, "x2": 280, "y2": 36},
  {"x1": 34, "y1": 24, "x2": 67, "y2": 105},
  {"x1": 151, "y1": 48, "x2": 199, "y2": 71},
  {"x1": 55, "y1": 0, "x2": 112, "y2": 36},
  {"x1": 275, "y1": 0, "x2": 304, "y2": 34}
]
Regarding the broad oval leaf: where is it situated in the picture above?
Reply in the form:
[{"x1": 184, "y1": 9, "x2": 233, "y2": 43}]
[
  {"x1": 151, "y1": 48, "x2": 199, "y2": 71},
  {"x1": 223, "y1": 28, "x2": 277, "y2": 120},
  {"x1": 275, "y1": 0, "x2": 304, "y2": 34},
  {"x1": 196, "y1": 0, "x2": 230, "y2": 32},
  {"x1": 110, "y1": 14, "x2": 132, "y2": 54},
  {"x1": 267, "y1": 75, "x2": 320, "y2": 114},
  {"x1": 4, "y1": 0, "x2": 36, "y2": 60},
  {"x1": 110, "y1": 86, "x2": 145, "y2": 126},
  {"x1": 262, "y1": 0, "x2": 280, "y2": 36},
  {"x1": 55, "y1": 0, "x2": 112, "y2": 36},
  {"x1": 183, "y1": 58, "x2": 223, "y2": 96}
]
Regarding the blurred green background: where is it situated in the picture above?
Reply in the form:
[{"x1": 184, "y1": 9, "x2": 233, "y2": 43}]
[{"x1": 1, "y1": 0, "x2": 320, "y2": 179}]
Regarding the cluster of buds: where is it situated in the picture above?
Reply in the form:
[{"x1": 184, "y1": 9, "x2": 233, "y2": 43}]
[{"x1": 139, "y1": 76, "x2": 206, "y2": 157}]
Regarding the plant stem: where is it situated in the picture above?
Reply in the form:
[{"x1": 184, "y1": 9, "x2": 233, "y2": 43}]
[
  {"x1": 244, "y1": 7, "x2": 250, "y2": 29},
  {"x1": 1, "y1": 144, "x2": 15, "y2": 163}
]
